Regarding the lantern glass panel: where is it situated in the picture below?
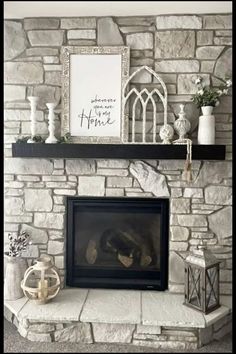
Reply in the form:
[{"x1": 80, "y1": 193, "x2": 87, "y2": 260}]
[
  {"x1": 188, "y1": 266, "x2": 202, "y2": 307},
  {"x1": 206, "y1": 267, "x2": 218, "y2": 308}
]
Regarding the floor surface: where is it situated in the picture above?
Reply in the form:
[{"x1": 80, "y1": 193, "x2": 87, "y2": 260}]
[{"x1": 4, "y1": 319, "x2": 232, "y2": 353}]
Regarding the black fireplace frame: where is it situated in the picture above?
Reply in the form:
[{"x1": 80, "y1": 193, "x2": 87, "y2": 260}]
[{"x1": 66, "y1": 197, "x2": 169, "y2": 291}]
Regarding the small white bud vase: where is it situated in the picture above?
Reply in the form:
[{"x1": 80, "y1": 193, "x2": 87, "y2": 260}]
[
  {"x1": 198, "y1": 115, "x2": 215, "y2": 144},
  {"x1": 45, "y1": 103, "x2": 58, "y2": 143},
  {"x1": 174, "y1": 104, "x2": 191, "y2": 141},
  {"x1": 159, "y1": 124, "x2": 174, "y2": 144},
  {"x1": 27, "y1": 96, "x2": 39, "y2": 143}
]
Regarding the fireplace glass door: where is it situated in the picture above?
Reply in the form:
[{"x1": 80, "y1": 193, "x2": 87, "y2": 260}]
[{"x1": 66, "y1": 197, "x2": 169, "y2": 290}]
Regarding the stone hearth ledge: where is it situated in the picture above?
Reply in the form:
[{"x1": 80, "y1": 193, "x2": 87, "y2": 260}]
[{"x1": 4, "y1": 289, "x2": 232, "y2": 349}]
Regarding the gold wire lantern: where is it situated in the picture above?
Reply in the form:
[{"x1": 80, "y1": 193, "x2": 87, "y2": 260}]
[
  {"x1": 21, "y1": 256, "x2": 61, "y2": 304},
  {"x1": 184, "y1": 241, "x2": 221, "y2": 314}
]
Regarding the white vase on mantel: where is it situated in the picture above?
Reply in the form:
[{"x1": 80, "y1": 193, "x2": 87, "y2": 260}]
[
  {"x1": 45, "y1": 103, "x2": 58, "y2": 144},
  {"x1": 198, "y1": 106, "x2": 215, "y2": 145}
]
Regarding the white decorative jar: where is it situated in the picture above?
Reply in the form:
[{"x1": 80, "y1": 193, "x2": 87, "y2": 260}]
[
  {"x1": 174, "y1": 104, "x2": 191, "y2": 141},
  {"x1": 198, "y1": 114, "x2": 215, "y2": 145}
]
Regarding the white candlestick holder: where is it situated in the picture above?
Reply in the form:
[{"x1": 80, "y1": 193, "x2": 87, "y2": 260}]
[
  {"x1": 27, "y1": 96, "x2": 39, "y2": 143},
  {"x1": 45, "y1": 103, "x2": 58, "y2": 143}
]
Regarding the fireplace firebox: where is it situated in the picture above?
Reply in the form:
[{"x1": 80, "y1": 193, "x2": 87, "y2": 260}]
[{"x1": 66, "y1": 197, "x2": 169, "y2": 290}]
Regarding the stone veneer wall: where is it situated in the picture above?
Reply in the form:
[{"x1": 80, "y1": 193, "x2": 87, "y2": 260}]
[{"x1": 4, "y1": 14, "x2": 232, "y2": 294}]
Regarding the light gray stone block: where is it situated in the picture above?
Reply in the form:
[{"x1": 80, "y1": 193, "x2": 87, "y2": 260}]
[
  {"x1": 93, "y1": 323, "x2": 135, "y2": 343},
  {"x1": 48, "y1": 240, "x2": 64, "y2": 255},
  {"x1": 26, "y1": 48, "x2": 59, "y2": 56},
  {"x1": 203, "y1": 15, "x2": 232, "y2": 29},
  {"x1": 120, "y1": 26, "x2": 151, "y2": 34},
  {"x1": 177, "y1": 215, "x2": 207, "y2": 227},
  {"x1": 196, "y1": 46, "x2": 224, "y2": 59},
  {"x1": 18, "y1": 289, "x2": 88, "y2": 322},
  {"x1": 43, "y1": 56, "x2": 59, "y2": 64},
  {"x1": 20, "y1": 224, "x2": 48, "y2": 244},
  {"x1": 183, "y1": 188, "x2": 203, "y2": 198},
  {"x1": 194, "y1": 161, "x2": 232, "y2": 187},
  {"x1": 80, "y1": 289, "x2": 141, "y2": 324},
  {"x1": 45, "y1": 71, "x2": 61, "y2": 86},
  {"x1": 117, "y1": 17, "x2": 155, "y2": 26},
  {"x1": 171, "y1": 199, "x2": 190, "y2": 214},
  {"x1": 130, "y1": 161, "x2": 169, "y2": 197},
  {"x1": 54, "y1": 256, "x2": 64, "y2": 269},
  {"x1": 4, "y1": 109, "x2": 43, "y2": 122},
  {"x1": 27, "y1": 331, "x2": 52, "y2": 342},
  {"x1": 197, "y1": 30, "x2": 213, "y2": 45},
  {"x1": 126, "y1": 33, "x2": 153, "y2": 50},
  {"x1": 136, "y1": 324, "x2": 161, "y2": 334},
  {"x1": 105, "y1": 188, "x2": 125, "y2": 197},
  {"x1": 25, "y1": 189, "x2": 52, "y2": 212},
  {"x1": 169, "y1": 241, "x2": 188, "y2": 251},
  {"x1": 97, "y1": 168, "x2": 128, "y2": 176},
  {"x1": 4, "y1": 21, "x2": 28, "y2": 60},
  {"x1": 54, "y1": 189, "x2": 76, "y2": 196},
  {"x1": 156, "y1": 15, "x2": 202, "y2": 29},
  {"x1": 28, "y1": 30, "x2": 64, "y2": 46},
  {"x1": 97, "y1": 17, "x2": 123, "y2": 45},
  {"x1": 170, "y1": 226, "x2": 189, "y2": 241},
  {"x1": 21, "y1": 121, "x2": 48, "y2": 135},
  {"x1": 54, "y1": 323, "x2": 92, "y2": 343},
  {"x1": 28, "y1": 323, "x2": 55, "y2": 333},
  {"x1": 5, "y1": 158, "x2": 53, "y2": 175},
  {"x1": 142, "y1": 292, "x2": 205, "y2": 327},
  {"x1": 214, "y1": 37, "x2": 232, "y2": 45},
  {"x1": 169, "y1": 251, "x2": 185, "y2": 283},
  {"x1": 67, "y1": 29, "x2": 96, "y2": 40},
  {"x1": 214, "y1": 48, "x2": 232, "y2": 80},
  {"x1": 21, "y1": 244, "x2": 39, "y2": 258},
  {"x1": 107, "y1": 177, "x2": 132, "y2": 188},
  {"x1": 208, "y1": 206, "x2": 232, "y2": 241},
  {"x1": 61, "y1": 18, "x2": 96, "y2": 29},
  {"x1": 205, "y1": 186, "x2": 232, "y2": 205},
  {"x1": 201, "y1": 61, "x2": 215, "y2": 73},
  {"x1": 78, "y1": 176, "x2": 105, "y2": 196},
  {"x1": 4, "y1": 197, "x2": 24, "y2": 215},
  {"x1": 67, "y1": 39, "x2": 96, "y2": 45},
  {"x1": 96, "y1": 160, "x2": 129, "y2": 168},
  {"x1": 4, "y1": 86, "x2": 26, "y2": 102},
  {"x1": 24, "y1": 18, "x2": 59, "y2": 30},
  {"x1": 66, "y1": 159, "x2": 95, "y2": 174},
  {"x1": 178, "y1": 74, "x2": 210, "y2": 94},
  {"x1": 155, "y1": 31, "x2": 195, "y2": 58},
  {"x1": 155, "y1": 60, "x2": 199, "y2": 73},
  {"x1": 34, "y1": 213, "x2": 64, "y2": 230}
]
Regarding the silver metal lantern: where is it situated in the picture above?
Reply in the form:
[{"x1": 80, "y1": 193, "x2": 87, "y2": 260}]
[{"x1": 184, "y1": 242, "x2": 221, "y2": 314}]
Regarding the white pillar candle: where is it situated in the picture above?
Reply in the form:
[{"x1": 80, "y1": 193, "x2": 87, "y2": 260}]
[
  {"x1": 45, "y1": 102, "x2": 58, "y2": 143},
  {"x1": 27, "y1": 96, "x2": 39, "y2": 143}
]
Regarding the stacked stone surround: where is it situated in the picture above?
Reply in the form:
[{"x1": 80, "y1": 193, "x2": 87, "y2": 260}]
[{"x1": 4, "y1": 14, "x2": 232, "y2": 296}]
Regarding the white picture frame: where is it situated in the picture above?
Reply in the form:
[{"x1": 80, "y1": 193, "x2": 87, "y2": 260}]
[{"x1": 61, "y1": 46, "x2": 130, "y2": 143}]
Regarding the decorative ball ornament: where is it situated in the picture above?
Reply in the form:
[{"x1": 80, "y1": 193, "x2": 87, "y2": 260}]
[
  {"x1": 174, "y1": 104, "x2": 191, "y2": 141},
  {"x1": 159, "y1": 124, "x2": 174, "y2": 144},
  {"x1": 21, "y1": 256, "x2": 61, "y2": 304}
]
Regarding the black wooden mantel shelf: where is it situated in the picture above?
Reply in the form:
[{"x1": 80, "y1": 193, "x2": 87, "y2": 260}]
[{"x1": 12, "y1": 143, "x2": 226, "y2": 160}]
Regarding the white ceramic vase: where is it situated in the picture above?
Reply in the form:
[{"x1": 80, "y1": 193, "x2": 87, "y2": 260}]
[
  {"x1": 45, "y1": 103, "x2": 58, "y2": 143},
  {"x1": 27, "y1": 96, "x2": 39, "y2": 143},
  {"x1": 201, "y1": 106, "x2": 214, "y2": 116},
  {"x1": 4, "y1": 254, "x2": 28, "y2": 300},
  {"x1": 198, "y1": 115, "x2": 215, "y2": 145}
]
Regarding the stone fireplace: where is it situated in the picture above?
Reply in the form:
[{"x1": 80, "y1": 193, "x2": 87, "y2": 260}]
[
  {"x1": 66, "y1": 196, "x2": 169, "y2": 290},
  {"x1": 4, "y1": 11, "x2": 232, "y2": 348}
]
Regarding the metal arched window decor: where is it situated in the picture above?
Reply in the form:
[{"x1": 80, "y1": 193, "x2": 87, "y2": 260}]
[{"x1": 122, "y1": 65, "x2": 174, "y2": 144}]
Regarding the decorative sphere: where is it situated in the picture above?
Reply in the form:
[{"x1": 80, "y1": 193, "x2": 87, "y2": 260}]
[{"x1": 159, "y1": 124, "x2": 174, "y2": 144}]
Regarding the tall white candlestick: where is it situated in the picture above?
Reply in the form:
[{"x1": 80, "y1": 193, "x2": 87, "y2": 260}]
[
  {"x1": 27, "y1": 96, "x2": 39, "y2": 143},
  {"x1": 45, "y1": 103, "x2": 58, "y2": 143}
]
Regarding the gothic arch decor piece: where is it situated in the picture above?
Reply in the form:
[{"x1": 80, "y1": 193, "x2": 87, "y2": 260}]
[{"x1": 122, "y1": 65, "x2": 174, "y2": 144}]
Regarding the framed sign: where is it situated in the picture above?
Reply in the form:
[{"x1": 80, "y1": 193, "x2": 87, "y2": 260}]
[{"x1": 61, "y1": 46, "x2": 130, "y2": 143}]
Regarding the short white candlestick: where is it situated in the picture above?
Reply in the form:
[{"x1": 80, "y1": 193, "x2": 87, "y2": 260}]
[
  {"x1": 27, "y1": 96, "x2": 39, "y2": 143},
  {"x1": 45, "y1": 103, "x2": 58, "y2": 143}
]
